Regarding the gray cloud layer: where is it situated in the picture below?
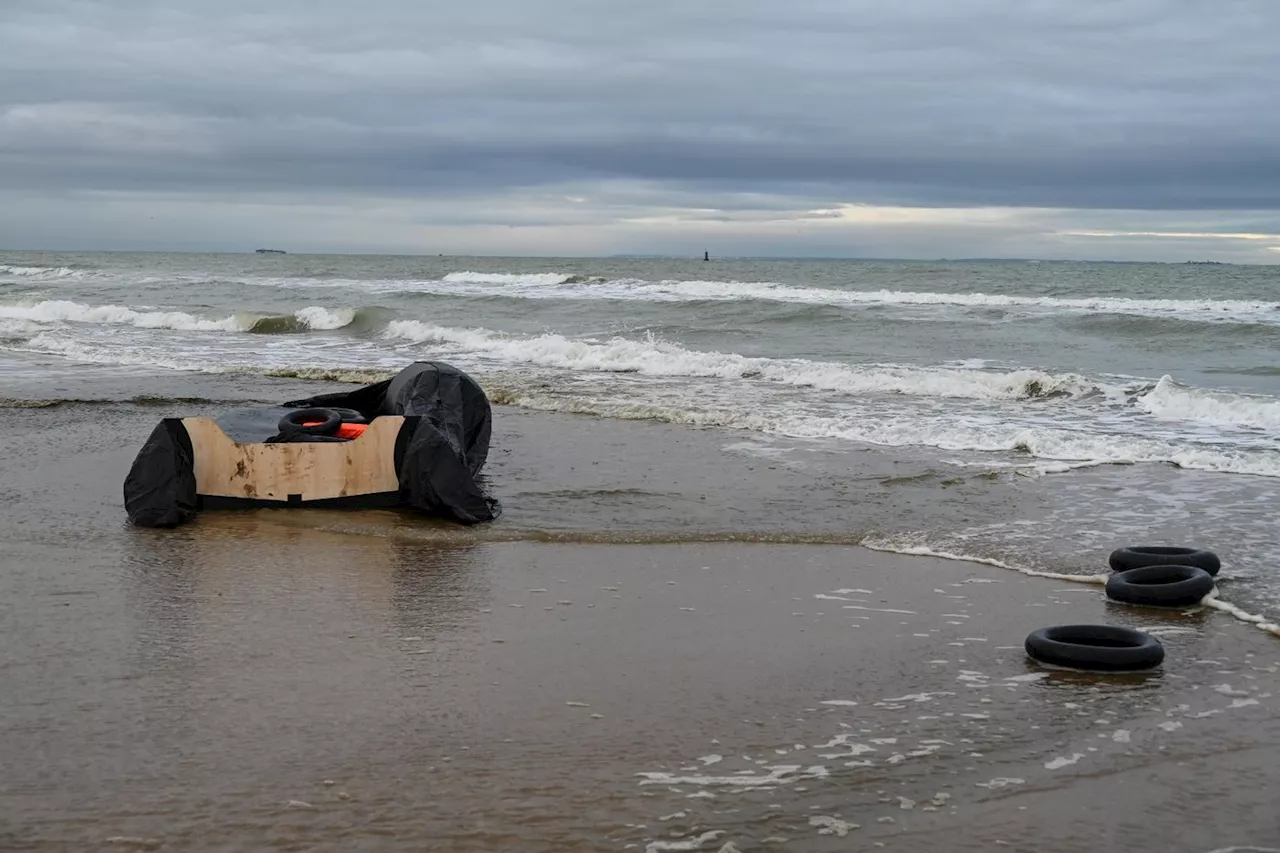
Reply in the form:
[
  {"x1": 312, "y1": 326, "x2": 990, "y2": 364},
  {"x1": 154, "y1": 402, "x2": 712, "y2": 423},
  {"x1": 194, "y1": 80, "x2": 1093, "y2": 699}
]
[{"x1": 2, "y1": 0, "x2": 1280, "y2": 256}]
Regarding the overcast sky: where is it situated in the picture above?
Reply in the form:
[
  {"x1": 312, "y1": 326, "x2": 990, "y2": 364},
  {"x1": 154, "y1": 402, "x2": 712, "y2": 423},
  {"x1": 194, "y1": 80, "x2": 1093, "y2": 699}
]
[{"x1": 2, "y1": 0, "x2": 1279, "y2": 261}]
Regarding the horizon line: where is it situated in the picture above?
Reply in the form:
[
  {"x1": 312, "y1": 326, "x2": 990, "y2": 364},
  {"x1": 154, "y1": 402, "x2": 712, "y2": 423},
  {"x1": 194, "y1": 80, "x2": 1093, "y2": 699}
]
[{"x1": 0, "y1": 247, "x2": 1268, "y2": 266}]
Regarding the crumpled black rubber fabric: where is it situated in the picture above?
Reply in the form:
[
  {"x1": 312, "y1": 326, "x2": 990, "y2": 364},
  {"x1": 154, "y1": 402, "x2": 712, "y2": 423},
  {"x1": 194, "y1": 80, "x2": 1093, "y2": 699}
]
[
  {"x1": 123, "y1": 419, "x2": 197, "y2": 527},
  {"x1": 284, "y1": 361, "x2": 501, "y2": 524}
]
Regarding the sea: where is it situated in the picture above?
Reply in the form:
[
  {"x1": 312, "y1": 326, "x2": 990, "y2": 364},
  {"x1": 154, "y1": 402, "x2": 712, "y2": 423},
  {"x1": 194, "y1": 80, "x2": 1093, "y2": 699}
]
[{"x1": 3, "y1": 250, "x2": 1279, "y2": 623}]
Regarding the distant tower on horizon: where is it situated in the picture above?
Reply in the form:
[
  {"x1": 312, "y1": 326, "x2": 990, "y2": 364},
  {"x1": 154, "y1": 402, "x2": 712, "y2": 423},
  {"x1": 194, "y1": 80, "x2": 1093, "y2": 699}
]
[{"x1": 704, "y1": 250, "x2": 709, "y2": 262}]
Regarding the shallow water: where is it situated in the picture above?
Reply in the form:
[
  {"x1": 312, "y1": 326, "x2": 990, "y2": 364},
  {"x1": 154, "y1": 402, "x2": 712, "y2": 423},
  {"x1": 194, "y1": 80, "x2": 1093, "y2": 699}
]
[
  {"x1": 4, "y1": 527, "x2": 1278, "y2": 851},
  {"x1": 2, "y1": 372, "x2": 1279, "y2": 849},
  {"x1": 4, "y1": 250, "x2": 1278, "y2": 622}
]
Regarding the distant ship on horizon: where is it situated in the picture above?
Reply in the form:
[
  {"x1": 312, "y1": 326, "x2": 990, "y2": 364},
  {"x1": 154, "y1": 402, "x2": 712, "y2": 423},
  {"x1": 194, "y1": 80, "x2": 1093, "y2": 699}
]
[{"x1": 255, "y1": 248, "x2": 287, "y2": 254}]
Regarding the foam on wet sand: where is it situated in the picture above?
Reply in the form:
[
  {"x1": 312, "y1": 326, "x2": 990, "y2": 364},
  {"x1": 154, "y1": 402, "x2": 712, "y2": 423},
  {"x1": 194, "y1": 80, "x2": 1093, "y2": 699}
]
[
  {"x1": 2, "y1": 398, "x2": 1279, "y2": 852},
  {"x1": 5, "y1": 530, "x2": 1279, "y2": 852}
]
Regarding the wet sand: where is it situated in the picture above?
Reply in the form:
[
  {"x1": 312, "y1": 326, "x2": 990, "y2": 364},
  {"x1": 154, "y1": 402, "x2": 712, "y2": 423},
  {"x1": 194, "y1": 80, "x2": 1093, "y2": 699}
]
[
  {"x1": 5, "y1": 534, "x2": 1279, "y2": 851},
  {"x1": 2, "y1": 393, "x2": 1279, "y2": 851}
]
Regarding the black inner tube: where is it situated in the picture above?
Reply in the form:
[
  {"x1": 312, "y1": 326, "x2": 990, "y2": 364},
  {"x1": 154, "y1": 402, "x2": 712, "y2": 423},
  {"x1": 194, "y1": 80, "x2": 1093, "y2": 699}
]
[
  {"x1": 277, "y1": 407, "x2": 342, "y2": 436},
  {"x1": 1025, "y1": 624, "x2": 1165, "y2": 671},
  {"x1": 1105, "y1": 564, "x2": 1215, "y2": 607},
  {"x1": 326, "y1": 407, "x2": 370, "y2": 424},
  {"x1": 1109, "y1": 546, "x2": 1220, "y2": 576}
]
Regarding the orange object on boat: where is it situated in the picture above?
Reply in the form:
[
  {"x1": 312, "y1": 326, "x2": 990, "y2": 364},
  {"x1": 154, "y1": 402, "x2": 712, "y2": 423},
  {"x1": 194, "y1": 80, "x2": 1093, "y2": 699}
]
[{"x1": 303, "y1": 420, "x2": 369, "y2": 439}]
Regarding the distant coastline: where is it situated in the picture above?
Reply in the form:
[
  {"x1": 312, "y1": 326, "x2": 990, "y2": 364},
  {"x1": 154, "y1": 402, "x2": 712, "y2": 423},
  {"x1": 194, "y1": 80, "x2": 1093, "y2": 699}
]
[{"x1": 254, "y1": 248, "x2": 287, "y2": 255}]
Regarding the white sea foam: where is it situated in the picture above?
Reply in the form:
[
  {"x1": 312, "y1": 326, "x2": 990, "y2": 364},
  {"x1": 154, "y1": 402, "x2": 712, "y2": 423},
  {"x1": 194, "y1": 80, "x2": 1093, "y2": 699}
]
[
  {"x1": 1201, "y1": 588, "x2": 1280, "y2": 638},
  {"x1": 11, "y1": 332, "x2": 400, "y2": 378},
  {"x1": 861, "y1": 540, "x2": 1280, "y2": 636},
  {"x1": 810, "y1": 816, "x2": 858, "y2": 836},
  {"x1": 9, "y1": 304, "x2": 1279, "y2": 479},
  {"x1": 16, "y1": 311, "x2": 1277, "y2": 477},
  {"x1": 484, "y1": 385, "x2": 1280, "y2": 478},
  {"x1": 293, "y1": 306, "x2": 357, "y2": 330},
  {"x1": 643, "y1": 280, "x2": 1280, "y2": 323},
  {"x1": 1045, "y1": 753, "x2": 1086, "y2": 770},
  {"x1": 637, "y1": 765, "x2": 829, "y2": 788},
  {"x1": 382, "y1": 322, "x2": 1280, "y2": 458},
  {"x1": 0, "y1": 317, "x2": 42, "y2": 337},
  {"x1": 221, "y1": 270, "x2": 1280, "y2": 325},
  {"x1": 859, "y1": 538, "x2": 1107, "y2": 584},
  {"x1": 441, "y1": 271, "x2": 575, "y2": 286},
  {"x1": 0, "y1": 299, "x2": 357, "y2": 333},
  {"x1": 0, "y1": 299, "x2": 240, "y2": 331},
  {"x1": 383, "y1": 322, "x2": 1107, "y2": 400},
  {"x1": 644, "y1": 830, "x2": 725, "y2": 852},
  {"x1": 806, "y1": 418, "x2": 1280, "y2": 477},
  {"x1": 0, "y1": 264, "x2": 82, "y2": 279},
  {"x1": 392, "y1": 273, "x2": 1280, "y2": 324},
  {"x1": 1138, "y1": 375, "x2": 1280, "y2": 431},
  {"x1": 373, "y1": 271, "x2": 1280, "y2": 323}
]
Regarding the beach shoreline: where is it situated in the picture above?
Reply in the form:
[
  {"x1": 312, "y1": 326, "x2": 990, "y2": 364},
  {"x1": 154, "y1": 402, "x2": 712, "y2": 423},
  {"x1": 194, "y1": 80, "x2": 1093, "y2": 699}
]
[
  {"x1": 4, "y1": 532, "x2": 1278, "y2": 851},
  {"x1": 2, "y1": 391, "x2": 1278, "y2": 851}
]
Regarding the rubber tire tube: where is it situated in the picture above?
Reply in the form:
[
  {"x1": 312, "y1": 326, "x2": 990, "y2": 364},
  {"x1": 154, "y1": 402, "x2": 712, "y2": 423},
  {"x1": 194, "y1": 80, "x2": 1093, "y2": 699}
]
[
  {"x1": 1105, "y1": 564, "x2": 1215, "y2": 608},
  {"x1": 326, "y1": 407, "x2": 370, "y2": 424},
  {"x1": 1024, "y1": 624, "x2": 1165, "y2": 672},
  {"x1": 1109, "y1": 546, "x2": 1220, "y2": 577},
  {"x1": 278, "y1": 407, "x2": 342, "y2": 436}
]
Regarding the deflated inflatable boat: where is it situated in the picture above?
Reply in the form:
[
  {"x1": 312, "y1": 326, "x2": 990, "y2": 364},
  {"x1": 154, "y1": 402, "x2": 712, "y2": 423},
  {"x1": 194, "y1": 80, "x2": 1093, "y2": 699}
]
[{"x1": 123, "y1": 362, "x2": 501, "y2": 527}]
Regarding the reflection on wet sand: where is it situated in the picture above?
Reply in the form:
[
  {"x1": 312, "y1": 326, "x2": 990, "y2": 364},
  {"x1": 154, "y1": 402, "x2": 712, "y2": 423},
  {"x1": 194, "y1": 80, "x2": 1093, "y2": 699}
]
[
  {"x1": 4, "y1": 402, "x2": 1280, "y2": 851},
  {"x1": 8, "y1": 533, "x2": 1280, "y2": 851}
]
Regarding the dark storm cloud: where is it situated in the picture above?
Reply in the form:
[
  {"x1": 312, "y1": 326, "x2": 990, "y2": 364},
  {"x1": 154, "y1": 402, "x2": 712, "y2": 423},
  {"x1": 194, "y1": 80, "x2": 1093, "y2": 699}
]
[{"x1": 3, "y1": 0, "x2": 1280, "y2": 211}]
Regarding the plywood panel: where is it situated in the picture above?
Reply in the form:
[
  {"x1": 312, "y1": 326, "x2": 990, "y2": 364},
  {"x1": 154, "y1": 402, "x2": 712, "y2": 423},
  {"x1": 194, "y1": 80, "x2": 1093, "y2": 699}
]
[{"x1": 184, "y1": 416, "x2": 405, "y2": 502}]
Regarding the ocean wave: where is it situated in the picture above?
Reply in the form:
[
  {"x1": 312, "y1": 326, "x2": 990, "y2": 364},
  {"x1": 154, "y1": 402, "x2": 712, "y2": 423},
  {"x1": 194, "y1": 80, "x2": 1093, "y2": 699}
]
[
  {"x1": 0, "y1": 317, "x2": 42, "y2": 338},
  {"x1": 1138, "y1": 375, "x2": 1280, "y2": 432},
  {"x1": 101, "y1": 269, "x2": 1280, "y2": 325},
  {"x1": 1203, "y1": 366, "x2": 1280, "y2": 378},
  {"x1": 0, "y1": 299, "x2": 240, "y2": 331},
  {"x1": 858, "y1": 535, "x2": 1107, "y2": 582},
  {"x1": 242, "y1": 306, "x2": 360, "y2": 334},
  {"x1": 383, "y1": 322, "x2": 1110, "y2": 401},
  {"x1": 0, "y1": 299, "x2": 366, "y2": 334},
  {"x1": 441, "y1": 271, "x2": 576, "y2": 286},
  {"x1": 624, "y1": 280, "x2": 1280, "y2": 324},
  {"x1": 372, "y1": 271, "x2": 1280, "y2": 324},
  {"x1": 6, "y1": 333, "x2": 404, "y2": 382},
  {"x1": 487, "y1": 387, "x2": 1280, "y2": 478},
  {"x1": 9, "y1": 321, "x2": 1277, "y2": 477},
  {"x1": 806, "y1": 418, "x2": 1280, "y2": 476},
  {"x1": 0, "y1": 264, "x2": 84, "y2": 279}
]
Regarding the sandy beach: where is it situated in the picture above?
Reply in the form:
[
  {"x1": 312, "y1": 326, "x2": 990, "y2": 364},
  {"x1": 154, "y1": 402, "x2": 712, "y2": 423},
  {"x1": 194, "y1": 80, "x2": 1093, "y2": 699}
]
[
  {"x1": 2, "y1": 392, "x2": 1278, "y2": 852},
  {"x1": 7, "y1": 0, "x2": 1280, "y2": 846}
]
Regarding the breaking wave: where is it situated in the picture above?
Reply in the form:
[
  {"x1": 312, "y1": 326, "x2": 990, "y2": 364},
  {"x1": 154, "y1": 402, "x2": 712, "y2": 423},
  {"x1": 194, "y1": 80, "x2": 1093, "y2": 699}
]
[
  {"x1": 244, "y1": 307, "x2": 361, "y2": 334},
  {"x1": 441, "y1": 271, "x2": 577, "y2": 286},
  {"x1": 0, "y1": 300, "x2": 369, "y2": 334},
  {"x1": 8, "y1": 320, "x2": 1279, "y2": 478},
  {"x1": 634, "y1": 279, "x2": 1280, "y2": 323},
  {"x1": 0, "y1": 264, "x2": 85, "y2": 279},
  {"x1": 0, "y1": 299, "x2": 240, "y2": 331},
  {"x1": 487, "y1": 387, "x2": 1280, "y2": 478},
  {"x1": 1139, "y1": 375, "x2": 1280, "y2": 432},
  {"x1": 90, "y1": 269, "x2": 1280, "y2": 326},
  {"x1": 0, "y1": 317, "x2": 42, "y2": 339},
  {"x1": 383, "y1": 321, "x2": 1111, "y2": 401},
  {"x1": 362, "y1": 272, "x2": 1280, "y2": 325}
]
